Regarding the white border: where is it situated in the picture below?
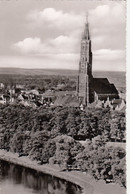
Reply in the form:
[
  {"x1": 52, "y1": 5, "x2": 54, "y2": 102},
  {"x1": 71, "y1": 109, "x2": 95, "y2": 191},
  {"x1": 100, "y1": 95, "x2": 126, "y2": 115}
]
[{"x1": 126, "y1": 0, "x2": 129, "y2": 193}]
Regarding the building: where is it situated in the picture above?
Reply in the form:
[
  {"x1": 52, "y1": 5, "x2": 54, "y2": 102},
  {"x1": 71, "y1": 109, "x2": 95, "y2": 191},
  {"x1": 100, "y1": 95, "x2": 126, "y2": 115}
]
[
  {"x1": 38, "y1": 16, "x2": 119, "y2": 108},
  {"x1": 77, "y1": 17, "x2": 119, "y2": 107},
  {"x1": 0, "y1": 83, "x2": 4, "y2": 89},
  {"x1": 77, "y1": 16, "x2": 93, "y2": 106}
]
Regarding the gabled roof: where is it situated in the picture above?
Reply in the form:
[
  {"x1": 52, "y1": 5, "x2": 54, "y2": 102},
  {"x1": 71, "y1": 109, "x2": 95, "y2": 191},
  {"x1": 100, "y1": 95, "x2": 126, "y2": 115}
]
[
  {"x1": 54, "y1": 94, "x2": 79, "y2": 107},
  {"x1": 42, "y1": 90, "x2": 55, "y2": 97},
  {"x1": 91, "y1": 78, "x2": 118, "y2": 95}
]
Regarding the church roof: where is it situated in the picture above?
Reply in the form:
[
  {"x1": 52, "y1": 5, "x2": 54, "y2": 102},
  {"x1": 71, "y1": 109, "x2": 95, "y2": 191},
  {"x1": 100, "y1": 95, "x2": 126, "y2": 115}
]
[
  {"x1": 91, "y1": 78, "x2": 118, "y2": 95},
  {"x1": 42, "y1": 90, "x2": 55, "y2": 97},
  {"x1": 54, "y1": 94, "x2": 79, "y2": 107}
]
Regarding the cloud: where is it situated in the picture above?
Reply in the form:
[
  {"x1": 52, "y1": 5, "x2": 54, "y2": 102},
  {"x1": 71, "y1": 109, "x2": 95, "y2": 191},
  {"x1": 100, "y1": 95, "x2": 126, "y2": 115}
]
[
  {"x1": 14, "y1": 37, "x2": 42, "y2": 53},
  {"x1": 94, "y1": 49, "x2": 125, "y2": 61},
  {"x1": 90, "y1": 4, "x2": 125, "y2": 27},
  {"x1": 13, "y1": 35, "x2": 80, "y2": 54},
  {"x1": 14, "y1": 4, "x2": 126, "y2": 55},
  {"x1": 0, "y1": 54, "x2": 79, "y2": 70},
  {"x1": 25, "y1": 4, "x2": 125, "y2": 52},
  {"x1": 89, "y1": 4, "x2": 125, "y2": 50},
  {"x1": 27, "y1": 8, "x2": 84, "y2": 34},
  {"x1": 12, "y1": 4, "x2": 125, "y2": 71}
]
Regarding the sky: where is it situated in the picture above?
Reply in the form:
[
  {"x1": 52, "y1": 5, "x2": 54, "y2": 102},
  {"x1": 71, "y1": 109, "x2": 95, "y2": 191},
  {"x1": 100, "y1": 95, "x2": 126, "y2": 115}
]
[{"x1": 0, "y1": 0, "x2": 126, "y2": 71}]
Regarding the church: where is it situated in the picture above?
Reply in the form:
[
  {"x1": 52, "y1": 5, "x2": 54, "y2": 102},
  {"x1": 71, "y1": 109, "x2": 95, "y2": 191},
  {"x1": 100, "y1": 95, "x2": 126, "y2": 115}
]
[
  {"x1": 45, "y1": 17, "x2": 119, "y2": 108},
  {"x1": 76, "y1": 17, "x2": 119, "y2": 107}
]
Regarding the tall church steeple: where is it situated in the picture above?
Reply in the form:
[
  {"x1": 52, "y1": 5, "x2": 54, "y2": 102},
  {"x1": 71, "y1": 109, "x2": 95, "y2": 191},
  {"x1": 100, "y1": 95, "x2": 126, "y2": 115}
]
[
  {"x1": 77, "y1": 14, "x2": 93, "y2": 106},
  {"x1": 82, "y1": 14, "x2": 90, "y2": 40}
]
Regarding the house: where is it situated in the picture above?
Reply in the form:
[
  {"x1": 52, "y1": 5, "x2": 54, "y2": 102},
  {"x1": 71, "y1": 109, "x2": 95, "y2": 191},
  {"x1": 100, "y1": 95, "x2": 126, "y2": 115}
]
[
  {"x1": 0, "y1": 96, "x2": 6, "y2": 104},
  {"x1": 0, "y1": 83, "x2": 4, "y2": 89}
]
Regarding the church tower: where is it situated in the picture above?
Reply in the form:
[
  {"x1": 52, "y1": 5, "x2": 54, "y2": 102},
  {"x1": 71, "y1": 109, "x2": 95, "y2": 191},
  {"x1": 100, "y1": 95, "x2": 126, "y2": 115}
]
[{"x1": 77, "y1": 16, "x2": 93, "y2": 106}]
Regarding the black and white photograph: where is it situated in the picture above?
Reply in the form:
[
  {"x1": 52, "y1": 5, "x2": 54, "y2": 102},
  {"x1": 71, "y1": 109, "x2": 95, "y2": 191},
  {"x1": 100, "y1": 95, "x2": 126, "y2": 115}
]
[{"x1": 0, "y1": 0, "x2": 126, "y2": 194}]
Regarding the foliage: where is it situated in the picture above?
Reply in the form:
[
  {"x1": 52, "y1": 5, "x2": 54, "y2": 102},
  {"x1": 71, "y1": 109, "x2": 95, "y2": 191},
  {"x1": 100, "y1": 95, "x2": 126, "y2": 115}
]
[{"x1": 0, "y1": 104, "x2": 126, "y2": 187}]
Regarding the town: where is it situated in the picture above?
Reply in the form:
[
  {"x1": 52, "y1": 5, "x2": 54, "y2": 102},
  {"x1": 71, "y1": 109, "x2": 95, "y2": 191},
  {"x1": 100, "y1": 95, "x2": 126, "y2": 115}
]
[
  {"x1": 0, "y1": 14, "x2": 126, "y2": 192},
  {"x1": 0, "y1": 18, "x2": 126, "y2": 112},
  {"x1": 0, "y1": 76, "x2": 126, "y2": 111}
]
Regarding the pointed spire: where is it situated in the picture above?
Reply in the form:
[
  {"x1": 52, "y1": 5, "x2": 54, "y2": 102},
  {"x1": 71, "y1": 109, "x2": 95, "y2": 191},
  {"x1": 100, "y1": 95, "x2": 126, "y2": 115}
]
[
  {"x1": 82, "y1": 12, "x2": 90, "y2": 40},
  {"x1": 86, "y1": 12, "x2": 88, "y2": 24}
]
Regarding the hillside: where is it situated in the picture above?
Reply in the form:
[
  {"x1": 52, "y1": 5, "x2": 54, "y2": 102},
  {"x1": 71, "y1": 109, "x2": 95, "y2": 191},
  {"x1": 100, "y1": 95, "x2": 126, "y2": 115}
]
[
  {"x1": 0, "y1": 68, "x2": 126, "y2": 90},
  {"x1": 0, "y1": 68, "x2": 78, "y2": 76}
]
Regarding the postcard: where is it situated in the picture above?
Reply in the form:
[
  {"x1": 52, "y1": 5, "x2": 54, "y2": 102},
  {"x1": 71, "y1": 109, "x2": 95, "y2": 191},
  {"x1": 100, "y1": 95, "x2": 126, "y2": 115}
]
[{"x1": 0, "y1": 0, "x2": 126, "y2": 194}]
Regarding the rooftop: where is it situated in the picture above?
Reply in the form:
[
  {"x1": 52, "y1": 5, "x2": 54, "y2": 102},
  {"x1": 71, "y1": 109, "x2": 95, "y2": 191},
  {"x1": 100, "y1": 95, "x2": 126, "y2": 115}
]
[{"x1": 91, "y1": 78, "x2": 119, "y2": 95}]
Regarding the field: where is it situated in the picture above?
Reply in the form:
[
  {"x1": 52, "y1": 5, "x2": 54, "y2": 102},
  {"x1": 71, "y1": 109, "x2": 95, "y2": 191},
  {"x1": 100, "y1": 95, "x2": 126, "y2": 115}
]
[{"x1": 0, "y1": 68, "x2": 126, "y2": 94}]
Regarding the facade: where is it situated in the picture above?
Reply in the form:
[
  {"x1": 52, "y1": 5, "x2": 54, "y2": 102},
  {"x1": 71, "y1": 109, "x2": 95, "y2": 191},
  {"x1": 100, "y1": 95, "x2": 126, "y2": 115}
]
[
  {"x1": 77, "y1": 17, "x2": 93, "y2": 106},
  {"x1": 77, "y1": 17, "x2": 119, "y2": 106}
]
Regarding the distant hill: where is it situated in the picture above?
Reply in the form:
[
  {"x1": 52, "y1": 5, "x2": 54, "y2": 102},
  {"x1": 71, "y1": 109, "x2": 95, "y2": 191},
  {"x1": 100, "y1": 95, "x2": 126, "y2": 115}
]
[
  {"x1": 0, "y1": 68, "x2": 78, "y2": 76},
  {"x1": 0, "y1": 67, "x2": 126, "y2": 89}
]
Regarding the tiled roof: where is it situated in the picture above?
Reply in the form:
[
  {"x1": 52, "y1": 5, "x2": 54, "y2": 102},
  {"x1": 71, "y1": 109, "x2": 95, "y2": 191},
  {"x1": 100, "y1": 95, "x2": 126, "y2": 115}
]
[
  {"x1": 54, "y1": 94, "x2": 79, "y2": 107},
  {"x1": 41, "y1": 90, "x2": 55, "y2": 97},
  {"x1": 91, "y1": 78, "x2": 118, "y2": 95}
]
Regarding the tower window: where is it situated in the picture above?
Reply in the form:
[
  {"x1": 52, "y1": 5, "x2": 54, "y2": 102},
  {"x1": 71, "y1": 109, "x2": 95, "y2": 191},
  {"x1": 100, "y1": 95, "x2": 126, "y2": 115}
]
[
  {"x1": 82, "y1": 45, "x2": 85, "y2": 50},
  {"x1": 81, "y1": 57, "x2": 85, "y2": 62}
]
